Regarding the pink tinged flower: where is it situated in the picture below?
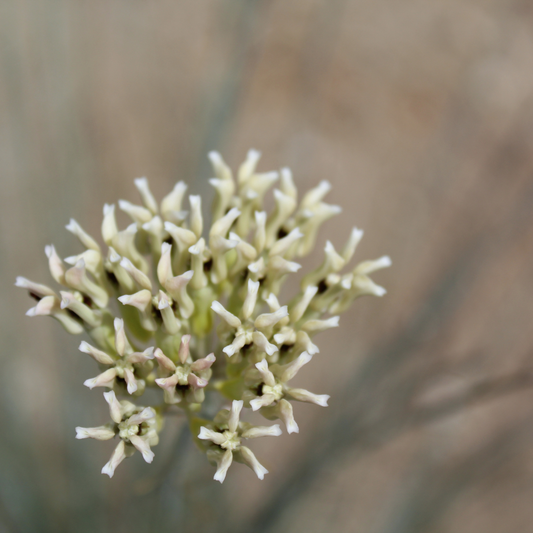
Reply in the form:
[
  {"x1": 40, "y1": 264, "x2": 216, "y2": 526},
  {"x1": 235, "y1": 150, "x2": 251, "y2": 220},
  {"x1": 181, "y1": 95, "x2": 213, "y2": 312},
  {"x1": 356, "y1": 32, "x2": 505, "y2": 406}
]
[
  {"x1": 213, "y1": 449, "x2": 233, "y2": 483},
  {"x1": 127, "y1": 407, "x2": 156, "y2": 426},
  {"x1": 155, "y1": 374, "x2": 180, "y2": 392},
  {"x1": 25, "y1": 295, "x2": 84, "y2": 335},
  {"x1": 123, "y1": 368, "x2": 138, "y2": 394},
  {"x1": 60, "y1": 291, "x2": 102, "y2": 328},
  {"x1": 114, "y1": 318, "x2": 132, "y2": 357},
  {"x1": 45, "y1": 244, "x2": 66, "y2": 285},
  {"x1": 78, "y1": 341, "x2": 115, "y2": 365},
  {"x1": 153, "y1": 348, "x2": 177, "y2": 373},
  {"x1": 127, "y1": 347, "x2": 155, "y2": 364},
  {"x1": 187, "y1": 373, "x2": 208, "y2": 389},
  {"x1": 64, "y1": 259, "x2": 109, "y2": 308},
  {"x1": 240, "y1": 446, "x2": 269, "y2": 480},
  {"x1": 190, "y1": 353, "x2": 216, "y2": 372},
  {"x1": 178, "y1": 334, "x2": 191, "y2": 364},
  {"x1": 101, "y1": 440, "x2": 127, "y2": 478},
  {"x1": 15, "y1": 276, "x2": 56, "y2": 298},
  {"x1": 75, "y1": 426, "x2": 115, "y2": 440},
  {"x1": 84, "y1": 368, "x2": 117, "y2": 390}
]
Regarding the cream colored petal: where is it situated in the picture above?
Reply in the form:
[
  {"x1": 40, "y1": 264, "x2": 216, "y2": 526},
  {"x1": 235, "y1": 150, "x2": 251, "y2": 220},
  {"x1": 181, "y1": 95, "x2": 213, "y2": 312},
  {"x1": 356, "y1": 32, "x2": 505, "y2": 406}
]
[
  {"x1": 101, "y1": 441, "x2": 126, "y2": 478},
  {"x1": 240, "y1": 446, "x2": 268, "y2": 480}
]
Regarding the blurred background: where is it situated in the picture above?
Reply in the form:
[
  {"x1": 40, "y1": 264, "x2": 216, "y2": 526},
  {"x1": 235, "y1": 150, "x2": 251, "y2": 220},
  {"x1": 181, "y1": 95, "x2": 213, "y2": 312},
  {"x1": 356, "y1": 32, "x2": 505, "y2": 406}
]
[{"x1": 2, "y1": 0, "x2": 533, "y2": 532}]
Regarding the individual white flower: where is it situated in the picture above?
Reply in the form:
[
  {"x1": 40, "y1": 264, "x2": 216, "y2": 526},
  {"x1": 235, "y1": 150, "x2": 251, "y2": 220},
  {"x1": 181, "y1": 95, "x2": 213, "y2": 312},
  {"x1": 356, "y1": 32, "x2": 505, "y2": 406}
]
[
  {"x1": 243, "y1": 352, "x2": 329, "y2": 434},
  {"x1": 198, "y1": 400, "x2": 281, "y2": 483},
  {"x1": 211, "y1": 279, "x2": 288, "y2": 361},
  {"x1": 76, "y1": 391, "x2": 160, "y2": 478},
  {"x1": 81, "y1": 318, "x2": 154, "y2": 395}
]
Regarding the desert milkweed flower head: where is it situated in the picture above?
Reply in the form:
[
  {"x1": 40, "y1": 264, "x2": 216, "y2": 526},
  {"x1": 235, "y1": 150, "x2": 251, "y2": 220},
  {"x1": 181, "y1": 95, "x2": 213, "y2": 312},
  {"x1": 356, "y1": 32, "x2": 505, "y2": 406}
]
[{"x1": 16, "y1": 150, "x2": 390, "y2": 482}]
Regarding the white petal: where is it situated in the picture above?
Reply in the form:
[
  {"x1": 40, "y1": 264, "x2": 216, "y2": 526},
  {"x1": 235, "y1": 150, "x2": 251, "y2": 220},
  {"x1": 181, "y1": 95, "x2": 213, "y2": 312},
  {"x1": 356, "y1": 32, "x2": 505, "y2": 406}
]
[
  {"x1": 279, "y1": 399, "x2": 299, "y2": 434},
  {"x1": 213, "y1": 449, "x2": 233, "y2": 483},
  {"x1": 250, "y1": 394, "x2": 276, "y2": 411},
  {"x1": 255, "y1": 359, "x2": 276, "y2": 387},
  {"x1": 101, "y1": 441, "x2": 126, "y2": 478},
  {"x1": 127, "y1": 407, "x2": 156, "y2": 426},
  {"x1": 229, "y1": 400, "x2": 243, "y2": 433},
  {"x1": 123, "y1": 368, "x2": 138, "y2": 394},
  {"x1": 153, "y1": 348, "x2": 176, "y2": 372},
  {"x1": 84, "y1": 368, "x2": 117, "y2": 390},
  {"x1": 78, "y1": 341, "x2": 115, "y2": 365},
  {"x1": 286, "y1": 388, "x2": 330, "y2": 407},
  {"x1": 103, "y1": 390, "x2": 123, "y2": 424},
  {"x1": 15, "y1": 277, "x2": 56, "y2": 298},
  {"x1": 130, "y1": 435, "x2": 155, "y2": 463},
  {"x1": 241, "y1": 424, "x2": 282, "y2": 439},
  {"x1": 134, "y1": 177, "x2": 159, "y2": 214},
  {"x1": 254, "y1": 306, "x2": 289, "y2": 329},
  {"x1": 242, "y1": 279, "x2": 260, "y2": 320},
  {"x1": 118, "y1": 290, "x2": 152, "y2": 312},
  {"x1": 198, "y1": 427, "x2": 225, "y2": 445},
  {"x1": 190, "y1": 353, "x2": 216, "y2": 372},
  {"x1": 75, "y1": 426, "x2": 115, "y2": 440},
  {"x1": 279, "y1": 351, "x2": 313, "y2": 383},
  {"x1": 354, "y1": 255, "x2": 392, "y2": 275},
  {"x1": 178, "y1": 334, "x2": 191, "y2": 365},
  {"x1": 240, "y1": 446, "x2": 268, "y2": 480},
  {"x1": 301, "y1": 316, "x2": 340, "y2": 334},
  {"x1": 252, "y1": 331, "x2": 279, "y2": 357},
  {"x1": 211, "y1": 301, "x2": 241, "y2": 328}
]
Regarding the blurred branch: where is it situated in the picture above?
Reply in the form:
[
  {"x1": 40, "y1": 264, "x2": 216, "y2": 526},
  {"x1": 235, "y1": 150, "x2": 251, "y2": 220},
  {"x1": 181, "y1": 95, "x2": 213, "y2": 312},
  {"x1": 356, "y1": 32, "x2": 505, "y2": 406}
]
[{"x1": 412, "y1": 368, "x2": 533, "y2": 426}]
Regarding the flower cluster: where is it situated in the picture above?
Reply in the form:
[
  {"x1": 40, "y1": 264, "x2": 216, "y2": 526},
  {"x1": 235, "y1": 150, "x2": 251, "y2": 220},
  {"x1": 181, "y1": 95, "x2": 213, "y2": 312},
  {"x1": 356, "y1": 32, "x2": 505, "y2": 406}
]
[{"x1": 17, "y1": 150, "x2": 390, "y2": 482}]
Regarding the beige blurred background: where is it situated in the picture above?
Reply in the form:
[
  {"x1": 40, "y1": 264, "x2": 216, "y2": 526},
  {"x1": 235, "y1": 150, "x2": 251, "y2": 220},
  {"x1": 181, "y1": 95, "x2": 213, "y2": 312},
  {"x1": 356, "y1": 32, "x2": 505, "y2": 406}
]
[{"x1": 2, "y1": 1, "x2": 533, "y2": 532}]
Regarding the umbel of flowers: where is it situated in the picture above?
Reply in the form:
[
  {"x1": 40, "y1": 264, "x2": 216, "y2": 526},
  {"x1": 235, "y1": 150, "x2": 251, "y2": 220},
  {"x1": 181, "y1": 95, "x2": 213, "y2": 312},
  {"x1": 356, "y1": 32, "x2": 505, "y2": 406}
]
[{"x1": 17, "y1": 150, "x2": 390, "y2": 482}]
